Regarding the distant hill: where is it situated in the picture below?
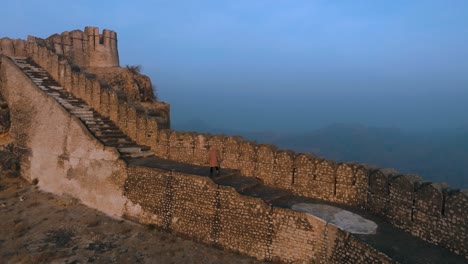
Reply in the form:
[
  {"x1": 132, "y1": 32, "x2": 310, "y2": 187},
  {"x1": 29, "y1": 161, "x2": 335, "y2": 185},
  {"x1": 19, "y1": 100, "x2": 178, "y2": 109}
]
[{"x1": 176, "y1": 120, "x2": 468, "y2": 189}]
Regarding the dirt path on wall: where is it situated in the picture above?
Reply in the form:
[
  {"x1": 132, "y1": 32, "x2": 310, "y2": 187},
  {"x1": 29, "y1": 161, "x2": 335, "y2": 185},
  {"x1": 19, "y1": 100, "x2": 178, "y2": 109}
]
[{"x1": 0, "y1": 174, "x2": 264, "y2": 264}]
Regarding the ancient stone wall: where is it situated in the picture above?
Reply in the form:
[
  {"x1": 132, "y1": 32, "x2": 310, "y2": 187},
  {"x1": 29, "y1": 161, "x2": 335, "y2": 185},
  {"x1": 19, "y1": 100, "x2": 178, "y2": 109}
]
[
  {"x1": 0, "y1": 28, "x2": 170, "y2": 130},
  {"x1": 33, "y1": 26, "x2": 118, "y2": 67},
  {"x1": 152, "y1": 131, "x2": 468, "y2": 258},
  {"x1": 1, "y1": 27, "x2": 466, "y2": 259},
  {"x1": 123, "y1": 165, "x2": 394, "y2": 263},
  {"x1": 2, "y1": 35, "x2": 167, "y2": 131},
  {"x1": 1, "y1": 27, "x2": 118, "y2": 68},
  {"x1": 0, "y1": 56, "x2": 128, "y2": 216}
]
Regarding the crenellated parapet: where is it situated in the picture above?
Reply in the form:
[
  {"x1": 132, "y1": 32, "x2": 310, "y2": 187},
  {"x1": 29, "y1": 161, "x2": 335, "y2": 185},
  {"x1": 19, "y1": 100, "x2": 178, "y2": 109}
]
[
  {"x1": 151, "y1": 129, "x2": 468, "y2": 258},
  {"x1": 0, "y1": 27, "x2": 118, "y2": 68},
  {"x1": 29, "y1": 26, "x2": 119, "y2": 68}
]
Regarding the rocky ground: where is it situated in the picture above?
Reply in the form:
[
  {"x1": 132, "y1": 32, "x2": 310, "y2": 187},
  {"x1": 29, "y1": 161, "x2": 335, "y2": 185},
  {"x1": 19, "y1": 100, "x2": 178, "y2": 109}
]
[{"x1": 0, "y1": 174, "x2": 263, "y2": 264}]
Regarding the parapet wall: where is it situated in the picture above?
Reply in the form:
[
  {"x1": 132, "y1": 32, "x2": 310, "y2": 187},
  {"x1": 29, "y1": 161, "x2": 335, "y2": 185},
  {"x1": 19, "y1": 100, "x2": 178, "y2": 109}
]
[
  {"x1": 152, "y1": 130, "x2": 468, "y2": 258},
  {"x1": 0, "y1": 53, "x2": 394, "y2": 262},
  {"x1": 1, "y1": 27, "x2": 118, "y2": 68},
  {"x1": 123, "y1": 165, "x2": 393, "y2": 263},
  {"x1": 33, "y1": 26, "x2": 118, "y2": 67}
]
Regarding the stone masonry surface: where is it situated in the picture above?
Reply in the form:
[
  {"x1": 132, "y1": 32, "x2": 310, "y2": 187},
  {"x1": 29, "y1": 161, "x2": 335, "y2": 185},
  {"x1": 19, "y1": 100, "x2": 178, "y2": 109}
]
[{"x1": 1, "y1": 27, "x2": 467, "y2": 262}]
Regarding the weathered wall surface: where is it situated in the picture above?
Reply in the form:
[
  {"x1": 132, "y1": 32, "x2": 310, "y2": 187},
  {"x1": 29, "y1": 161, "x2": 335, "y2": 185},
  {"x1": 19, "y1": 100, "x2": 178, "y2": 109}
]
[
  {"x1": 0, "y1": 28, "x2": 170, "y2": 130},
  {"x1": 32, "y1": 26, "x2": 119, "y2": 67},
  {"x1": 153, "y1": 131, "x2": 468, "y2": 258},
  {"x1": 1, "y1": 27, "x2": 466, "y2": 260},
  {"x1": 0, "y1": 56, "x2": 128, "y2": 216},
  {"x1": 123, "y1": 165, "x2": 394, "y2": 263}
]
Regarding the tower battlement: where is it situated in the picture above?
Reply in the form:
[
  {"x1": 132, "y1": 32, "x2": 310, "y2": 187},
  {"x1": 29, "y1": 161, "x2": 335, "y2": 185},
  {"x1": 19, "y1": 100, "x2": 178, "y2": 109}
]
[{"x1": 29, "y1": 26, "x2": 119, "y2": 68}]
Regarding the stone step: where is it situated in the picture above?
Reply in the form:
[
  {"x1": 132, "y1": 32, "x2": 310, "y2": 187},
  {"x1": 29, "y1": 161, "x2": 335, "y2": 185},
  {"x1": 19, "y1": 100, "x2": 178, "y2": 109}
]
[
  {"x1": 96, "y1": 136, "x2": 131, "y2": 142},
  {"x1": 117, "y1": 144, "x2": 150, "y2": 151},
  {"x1": 75, "y1": 113, "x2": 95, "y2": 117},
  {"x1": 117, "y1": 147, "x2": 144, "y2": 154},
  {"x1": 85, "y1": 119, "x2": 114, "y2": 124},
  {"x1": 95, "y1": 132, "x2": 128, "y2": 138},
  {"x1": 94, "y1": 130, "x2": 127, "y2": 135},
  {"x1": 101, "y1": 138, "x2": 133, "y2": 145},
  {"x1": 71, "y1": 110, "x2": 93, "y2": 114},
  {"x1": 121, "y1": 151, "x2": 154, "y2": 159},
  {"x1": 11, "y1": 57, "x2": 155, "y2": 160},
  {"x1": 89, "y1": 127, "x2": 119, "y2": 133}
]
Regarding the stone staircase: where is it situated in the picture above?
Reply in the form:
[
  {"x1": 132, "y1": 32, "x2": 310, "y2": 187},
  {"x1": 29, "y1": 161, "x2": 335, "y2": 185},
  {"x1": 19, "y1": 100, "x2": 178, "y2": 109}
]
[{"x1": 9, "y1": 57, "x2": 154, "y2": 159}]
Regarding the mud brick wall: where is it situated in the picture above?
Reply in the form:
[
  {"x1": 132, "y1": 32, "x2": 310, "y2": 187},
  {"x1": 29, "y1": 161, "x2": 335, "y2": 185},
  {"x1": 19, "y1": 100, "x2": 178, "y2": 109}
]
[{"x1": 123, "y1": 165, "x2": 394, "y2": 263}]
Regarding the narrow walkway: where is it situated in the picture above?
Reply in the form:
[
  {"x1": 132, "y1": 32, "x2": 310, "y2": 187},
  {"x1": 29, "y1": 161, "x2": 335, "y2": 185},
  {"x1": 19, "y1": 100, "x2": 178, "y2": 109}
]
[
  {"x1": 10, "y1": 57, "x2": 467, "y2": 264},
  {"x1": 127, "y1": 157, "x2": 467, "y2": 264}
]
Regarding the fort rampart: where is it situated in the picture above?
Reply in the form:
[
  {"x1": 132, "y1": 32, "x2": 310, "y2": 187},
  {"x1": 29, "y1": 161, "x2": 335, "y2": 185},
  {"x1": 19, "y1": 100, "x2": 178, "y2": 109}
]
[
  {"x1": 1, "y1": 27, "x2": 466, "y2": 260},
  {"x1": 0, "y1": 53, "x2": 393, "y2": 263},
  {"x1": 123, "y1": 165, "x2": 393, "y2": 263}
]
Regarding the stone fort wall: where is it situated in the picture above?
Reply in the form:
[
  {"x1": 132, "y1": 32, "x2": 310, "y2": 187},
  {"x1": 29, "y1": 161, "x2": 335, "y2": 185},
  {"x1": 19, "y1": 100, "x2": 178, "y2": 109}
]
[
  {"x1": 123, "y1": 165, "x2": 393, "y2": 263},
  {"x1": 1, "y1": 28, "x2": 466, "y2": 259},
  {"x1": 0, "y1": 52, "x2": 394, "y2": 263},
  {"x1": 152, "y1": 131, "x2": 467, "y2": 258},
  {"x1": 0, "y1": 26, "x2": 119, "y2": 67}
]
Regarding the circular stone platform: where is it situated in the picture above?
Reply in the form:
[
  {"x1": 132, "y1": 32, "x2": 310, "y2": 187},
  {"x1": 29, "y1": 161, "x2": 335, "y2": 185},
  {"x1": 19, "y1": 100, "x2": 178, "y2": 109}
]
[{"x1": 291, "y1": 203, "x2": 378, "y2": 235}]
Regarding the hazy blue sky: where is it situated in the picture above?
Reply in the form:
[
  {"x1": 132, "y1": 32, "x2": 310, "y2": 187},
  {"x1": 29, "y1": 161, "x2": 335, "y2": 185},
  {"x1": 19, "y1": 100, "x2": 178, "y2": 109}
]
[{"x1": 2, "y1": 1, "x2": 468, "y2": 133}]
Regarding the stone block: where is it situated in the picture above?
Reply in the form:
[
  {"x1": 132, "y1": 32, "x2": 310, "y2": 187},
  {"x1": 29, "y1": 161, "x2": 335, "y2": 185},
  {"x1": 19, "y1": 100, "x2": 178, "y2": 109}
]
[
  {"x1": 193, "y1": 133, "x2": 209, "y2": 166},
  {"x1": 145, "y1": 117, "x2": 159, "y2": 150},
  {"x1": 414, "y1": 182, "x2": 447, "y2": 217},
  {"x1": 314, "y1": 159, "x2": 336, "y2": 183},
  {"x1": 126, "y1": 105, "x2": 137, "y2": 140},
  {"x1": 155, "y1": 129, "x2": 170, "y2": 158},
  {"x1": 222, "y1": 136, "x2": 242, "y2": 169},
  {"x1": 99, "y1": 89, "x2": 110, "y2": 117},
  {"x1": 273, "y1": 150, "x2": 295, "y2": 189}
]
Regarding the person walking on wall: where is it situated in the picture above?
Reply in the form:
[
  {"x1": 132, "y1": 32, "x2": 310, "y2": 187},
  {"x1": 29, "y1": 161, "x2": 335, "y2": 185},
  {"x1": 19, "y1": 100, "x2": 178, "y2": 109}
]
[{"x1": 208, "y1": 146, "x2": 221, "y2": 177}]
